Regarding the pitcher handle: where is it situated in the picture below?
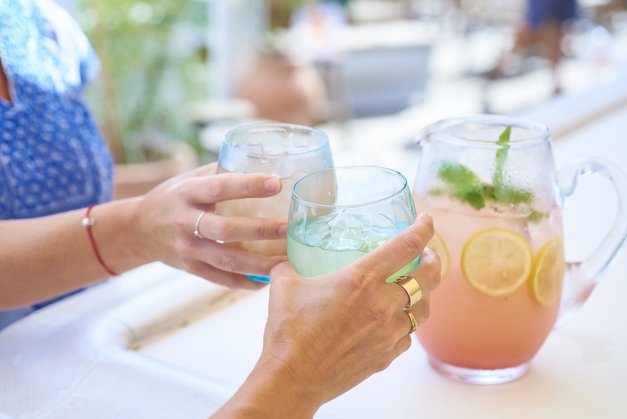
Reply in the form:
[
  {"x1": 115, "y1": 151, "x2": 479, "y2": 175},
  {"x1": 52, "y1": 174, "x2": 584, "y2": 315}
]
[{"x1": 556, "y1": 158, "x2": 627, "y2": 326}]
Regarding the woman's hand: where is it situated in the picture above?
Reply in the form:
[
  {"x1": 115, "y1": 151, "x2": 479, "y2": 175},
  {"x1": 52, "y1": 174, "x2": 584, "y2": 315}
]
[
  {"x1": 130, "y1": 163, "x2": 288, "y2": 289},
  {"x1": 214, "y1": 214, "x2": 440, "y2": 418}
]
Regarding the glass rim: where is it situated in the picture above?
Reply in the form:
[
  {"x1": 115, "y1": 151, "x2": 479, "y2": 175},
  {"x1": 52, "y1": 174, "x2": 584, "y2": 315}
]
[
  {"x1": 222, "y1": 122, "x2": 330, "y2": 158},
  {"x1": 418, "y1": 115, "x2": 551, "y2": 149},
  {"x1": 291, "y1": 165, "x2": 409, "y2": 209}
]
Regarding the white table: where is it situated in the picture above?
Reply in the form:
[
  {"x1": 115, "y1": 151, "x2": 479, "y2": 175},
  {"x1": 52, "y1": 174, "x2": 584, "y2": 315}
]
[{"x1": 1, "y1": 80, "x2": 627, "y2": 418}]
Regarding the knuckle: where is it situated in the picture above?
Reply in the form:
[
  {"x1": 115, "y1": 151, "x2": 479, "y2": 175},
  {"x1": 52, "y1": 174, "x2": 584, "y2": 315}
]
[
  {"x1": 173, "y1": 185, "x2": 187, "y2": 201},
  {"x1": 414, "y1": 301, "x2": 430, "y2": 326},
  {"x1": 399, "y1": 335, "x2": 412, "y2": 353},
  {"x1": 422, "y1": 302, "x2": 431, "y2": 323},
  {"x1": 364, "y1": 305, "x2": 392, "y2": 326},
  {"x1": 425, "y1": 250, "x2": 442, "y2": 287},
  {"x1": 381, "y1": 333, "x2": 399, "y2": 352},
  {"x1": 208, "y1": 177, "x2": 227, "y2": 200},
  {"x1": 431, "y1": 251, "x2": 442, "y2": 275},
  {"x1": 431, "y1": 264, "x2": 442, "y2": 289},
  {"x1": 421, "y1": 214, "x2": 435, "y2": 235},
  {"x1": 401, "y1": 231, "x2": 427, "y2": 256},
  {"x1": 181, "y1": 258, "x2": 198, "y2": 274},
  {"x1": 240, "y1": 177, "x2": 253, "y2": 197},
  {"x1": 174, "y1": 211, "x2": 187, "y2": 235},
  {"x1": 208, "y1": 218, "x2": 233, "y2": 240},
  {"x1": 256, "y1": 222, "x2": 273, "y2": 240},
  {"x1": 345, "y1": 268, "x2": 373, "y2": 291},
  {"x1": 269, "y1": 261, "x2": 288, "y2": 278},
  {"x1": 374, "y1": 355, "x2": 395, "y2": 373},
  {"x1": 218, "y1": 254, "x2": 239, "y2": 273}
]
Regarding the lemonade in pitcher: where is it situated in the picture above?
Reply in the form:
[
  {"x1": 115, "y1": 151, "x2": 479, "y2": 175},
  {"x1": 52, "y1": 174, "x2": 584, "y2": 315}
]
[{"x1": 416, "y1": 197, "x2": 565, "y2": 371}]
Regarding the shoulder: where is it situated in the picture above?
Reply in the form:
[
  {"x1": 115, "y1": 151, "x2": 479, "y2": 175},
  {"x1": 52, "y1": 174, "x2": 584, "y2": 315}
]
[
  {"x1": 34, "y1": 0, "x2": 100, "y2": 85},
  {"x1": 33, "y1": 0, "x2": 80, "y2": 35}
]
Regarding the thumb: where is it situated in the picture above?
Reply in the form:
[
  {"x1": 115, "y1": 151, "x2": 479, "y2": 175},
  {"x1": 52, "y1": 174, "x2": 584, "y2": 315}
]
[{"x1": 269, "y1": 261, "x2": 299, "y2": 285}]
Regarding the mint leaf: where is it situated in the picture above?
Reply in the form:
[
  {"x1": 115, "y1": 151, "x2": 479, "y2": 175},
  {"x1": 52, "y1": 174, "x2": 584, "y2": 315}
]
[
  {"x1": 436, "y1": 162, "x2": 486, "y2": 209},
  {"x1": 494, "y1": 184, "x2": 532, "y2": 205},
  {"x1": 438, "y1": 162, "x2": 481, "y2": 189},
  {"x1": 430, "y1": 126, "x2": 542, "y2": 215},
  {"x1": 432, "y1": 161, "x2": 533, "y2": 210},
  {"x1": 464, "y1": 190, "x2": 487, "y2": 210},
  {"x1": 492, "y1": 126, "x2": 532, "y2": 205},
  {"x1": 493, "y1": 125, "x2": 511, "y2": 187},
  {"x1": 528, "y1": 210, "x2": 549, "y2": 223}
]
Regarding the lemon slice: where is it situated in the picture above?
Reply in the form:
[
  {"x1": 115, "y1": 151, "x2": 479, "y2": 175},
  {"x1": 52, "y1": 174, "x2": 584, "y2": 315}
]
[
  {"x1": 427, "y1": 231, "x2": 450, "y2": 278},
  {"x1": 531, "y1": 238, "x2": 566, "y2": 306},
  {"x1": 461, "y1": 228, "x2": 532, "y2": 297}
]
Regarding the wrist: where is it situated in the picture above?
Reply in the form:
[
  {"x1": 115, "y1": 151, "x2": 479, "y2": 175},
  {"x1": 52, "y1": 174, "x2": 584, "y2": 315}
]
[
  {"x1": 214, "y1": 355, "x2": 321, "y2": 419},
  {"x1": 95, "y1": 198, "x2": 150, "y2": 272},
  {"x1": 121, "y1": 196, "x2": 152, "y2": 264}
]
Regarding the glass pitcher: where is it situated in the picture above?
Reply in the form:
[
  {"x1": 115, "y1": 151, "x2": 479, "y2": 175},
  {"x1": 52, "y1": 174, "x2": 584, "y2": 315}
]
[{"x1": 412, "y1": 115, "x2": 627, "y2": 384}]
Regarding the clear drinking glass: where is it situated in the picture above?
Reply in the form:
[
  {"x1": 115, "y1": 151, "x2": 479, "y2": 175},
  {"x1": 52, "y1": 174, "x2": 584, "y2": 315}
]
[
  {"x1": 215, "y1": 122, "x2": 334, "y2": 282},
  {"x1": 287, "y1": 166, "x2": 419, "y2": 280}
]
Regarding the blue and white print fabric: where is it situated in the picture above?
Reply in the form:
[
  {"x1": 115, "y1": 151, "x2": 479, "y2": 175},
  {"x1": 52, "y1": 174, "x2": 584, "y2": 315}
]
[
  {"x1": 0, "y1": 0, "x2": 114, "y2": 330},
  {"x1": 0, "y1": 0, "x2": 114, "y2": 220}
]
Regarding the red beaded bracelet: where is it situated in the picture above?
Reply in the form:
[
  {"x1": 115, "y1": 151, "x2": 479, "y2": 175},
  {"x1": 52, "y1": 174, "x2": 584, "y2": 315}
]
[{"x1": 82, "y1": 204, "x2": 119, "y2": 276}]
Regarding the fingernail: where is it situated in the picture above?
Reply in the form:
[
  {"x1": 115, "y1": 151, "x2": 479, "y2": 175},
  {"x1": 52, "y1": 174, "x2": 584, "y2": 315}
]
[
  {"x1": 278, "y1": 224, "x2": 288, "y2": 237},
  {"x1": 264, "y1": 178, "x2": 281, "y2": 193}
]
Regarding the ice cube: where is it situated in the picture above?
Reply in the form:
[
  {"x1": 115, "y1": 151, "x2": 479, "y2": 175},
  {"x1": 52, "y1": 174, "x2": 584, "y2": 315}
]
[
  {"x1": 304, "y1": 215, "x2": 331, "y2": 247},
  {"x1": 273, "y1": 159, "x2": 294, "y2": 179}
]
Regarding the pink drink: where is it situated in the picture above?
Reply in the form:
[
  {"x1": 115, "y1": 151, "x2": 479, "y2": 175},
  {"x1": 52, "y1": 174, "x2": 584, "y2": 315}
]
[{"x1": 415, "y1": 196, "x2": 564, "y2": 370}]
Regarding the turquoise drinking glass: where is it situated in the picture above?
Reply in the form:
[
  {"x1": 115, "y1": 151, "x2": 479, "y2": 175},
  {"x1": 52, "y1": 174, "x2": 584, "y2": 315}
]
[{"x1": 287, "y1": 165, "x2": 419, "y2": 280}]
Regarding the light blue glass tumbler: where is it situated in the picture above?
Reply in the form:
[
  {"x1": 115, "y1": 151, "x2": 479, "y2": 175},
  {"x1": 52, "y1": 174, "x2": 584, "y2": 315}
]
[{"x1": 215, "y1": 122, "x2": 334, "y2": 283}]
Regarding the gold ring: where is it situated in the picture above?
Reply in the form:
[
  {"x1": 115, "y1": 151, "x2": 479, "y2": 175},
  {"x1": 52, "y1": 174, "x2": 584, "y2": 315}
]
[
  {"x1": 403, "y1": 308, "x2": 417, "y2": 334},
  {"x1": 194, "y1": 210, "x2": 209, "y2": 239},
  {"x1": 394, "y1": 275, "x2": 422, "y2": 308}
]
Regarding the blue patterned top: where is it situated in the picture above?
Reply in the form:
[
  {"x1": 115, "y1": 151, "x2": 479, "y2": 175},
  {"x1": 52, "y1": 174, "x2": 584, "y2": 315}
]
[
  {"x1": 0, "y1": 0, "x2": 113, "y2": 220},
  {"x1": 0, "y1": 0, "x2": 114, "y2": 329}
]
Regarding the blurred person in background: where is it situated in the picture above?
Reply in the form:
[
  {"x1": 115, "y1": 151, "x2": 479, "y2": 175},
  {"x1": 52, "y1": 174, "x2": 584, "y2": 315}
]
[{"x1": 489, "y1": 0, "x2": 579, "y2": 94}]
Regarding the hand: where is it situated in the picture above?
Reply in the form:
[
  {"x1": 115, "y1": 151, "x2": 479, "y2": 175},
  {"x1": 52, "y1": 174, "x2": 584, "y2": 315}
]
[
  {"x1": 130, "y1": 163, "x2": 288, "y2": 289},
  {"x1": 214, "y1": 214, "x2": 440, "y2": 417}
]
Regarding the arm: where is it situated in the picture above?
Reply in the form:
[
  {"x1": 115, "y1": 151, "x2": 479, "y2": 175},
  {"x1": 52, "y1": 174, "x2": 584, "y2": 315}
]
[
  {"x1": 213, "y1": 214, "x2": 440, "y2": 418},
  {"x1": 0, "y1": 199, "x2": 142, "y2": 308},
  {"x1": 0, "y1": 163, "x2": 288, "y2": 309}
]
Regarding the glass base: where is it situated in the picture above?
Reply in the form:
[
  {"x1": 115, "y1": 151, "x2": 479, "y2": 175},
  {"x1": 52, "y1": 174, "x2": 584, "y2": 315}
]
[
  {"x1": 428, "y1": 357, "x2": 529, "y2": 385},
  {"x1": 245, "y1": 274, "x2": 270, "y2": 284}
]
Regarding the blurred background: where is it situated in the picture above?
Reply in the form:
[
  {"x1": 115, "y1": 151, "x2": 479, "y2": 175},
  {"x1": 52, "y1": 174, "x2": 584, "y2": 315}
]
[{"x1": 57, "y1": 0, "x2": 627, "y2": 173}]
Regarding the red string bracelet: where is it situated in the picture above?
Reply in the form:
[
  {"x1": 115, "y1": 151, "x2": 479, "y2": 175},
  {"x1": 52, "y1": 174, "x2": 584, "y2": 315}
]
[{"x1": 81, "y1": 204, "x2": 119, "y2": 276}]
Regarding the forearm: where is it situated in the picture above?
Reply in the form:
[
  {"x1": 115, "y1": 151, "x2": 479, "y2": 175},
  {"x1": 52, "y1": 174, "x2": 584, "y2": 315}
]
[
  {"x1": 212, "y1": 356, "x2": 321, "y2": 419},
  {"x1": 0, "y1": 198, "x2": 148, "y2": 308}
]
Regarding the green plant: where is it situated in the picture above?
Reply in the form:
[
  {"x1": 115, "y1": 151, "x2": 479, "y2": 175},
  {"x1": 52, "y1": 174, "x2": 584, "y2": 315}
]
[{"x1": 76, "y1": 0, "x2": 210, "y2": 163}]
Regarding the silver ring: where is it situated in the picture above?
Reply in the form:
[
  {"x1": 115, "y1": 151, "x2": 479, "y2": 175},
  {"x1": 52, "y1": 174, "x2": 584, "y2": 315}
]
[{"x1": 194, "y1": 210, "x2": 209, "y2": 239}]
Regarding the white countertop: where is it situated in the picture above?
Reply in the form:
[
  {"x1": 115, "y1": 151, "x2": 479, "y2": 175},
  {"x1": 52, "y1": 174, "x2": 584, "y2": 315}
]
[{"x1": 1, "y1": 78, "x2": 627, "y2": 418}]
